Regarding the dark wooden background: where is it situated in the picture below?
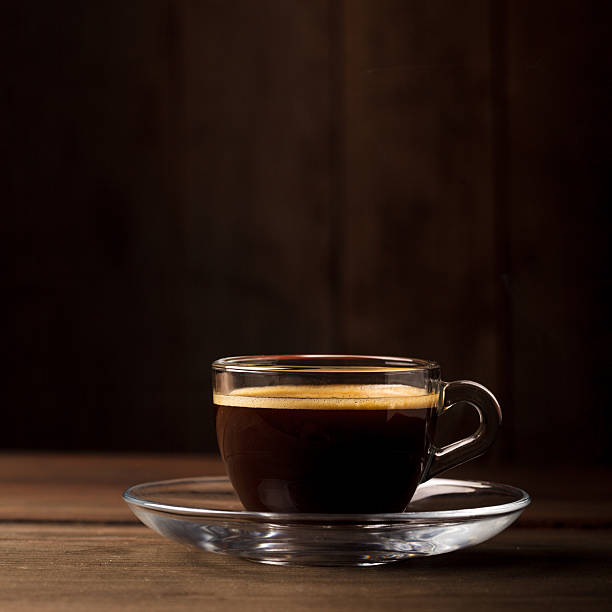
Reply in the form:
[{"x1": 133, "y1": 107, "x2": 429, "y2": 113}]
[{"x1": 5, "y1": 1, "x2": 610, "y2": 466}]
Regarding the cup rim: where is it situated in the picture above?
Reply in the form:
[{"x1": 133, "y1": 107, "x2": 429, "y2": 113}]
[{"x1": 212, "y1": 354, "x2": 440, "y2": 373}]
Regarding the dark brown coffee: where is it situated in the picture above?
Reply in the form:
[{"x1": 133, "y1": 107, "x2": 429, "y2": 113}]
[{"x1": 215, "y1": 384, "x2": 438, "y2": 513}]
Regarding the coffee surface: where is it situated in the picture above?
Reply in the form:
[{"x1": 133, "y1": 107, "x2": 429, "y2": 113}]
[
  {"x1": 215, "y1": 385, "x2": 438, "y2": 513},
  {"x1": 214, "y1": 383, "x2": 436, "y2": 409}
]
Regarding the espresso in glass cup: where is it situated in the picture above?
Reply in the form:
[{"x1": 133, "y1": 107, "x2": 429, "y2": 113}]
[{"x1": 213, "y1": 355, "x2": 501, "y2": 514}]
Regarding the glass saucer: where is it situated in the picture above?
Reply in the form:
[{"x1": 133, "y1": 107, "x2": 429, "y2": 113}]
[{"x1": 122, "y1": 476, "x2": 530, "y2": 567}]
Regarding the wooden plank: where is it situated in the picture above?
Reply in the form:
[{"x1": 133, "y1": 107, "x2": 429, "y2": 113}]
[
  {"x1": 340, "y1": 1, "x2": 503, "y2": 461},
  {"x1": 451, "y1": 463, "x2": 612, "y2": 528},
  {"x1": 5, "y1": 0, "x2": 190, "y2": 452},
  {"x1": 0, "y1": 453, "x2": 224, "y2": 522},
  {"x1": 0, "y1": 453, "x2": 222, "y2": 485},
  {"x1": 0, "y1": 454, "x2": 610, "y2": 526},
  {"x1": 162, "y1": 0, "x2": 337, "y2": 448},
  {"x1": 503, "y1": 2, "x2": 612, "y2": 464},
  {"x1": 6, "y1": 0, "x2": 335, "y2": 454},
  {"x1": 1, "y1": 524, "x2": 610, "y2": 611}
]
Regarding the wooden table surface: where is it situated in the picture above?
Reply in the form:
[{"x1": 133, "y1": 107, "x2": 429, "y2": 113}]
[{"x1": 1, "y1": 454, "x2": 611, "y2": 611}]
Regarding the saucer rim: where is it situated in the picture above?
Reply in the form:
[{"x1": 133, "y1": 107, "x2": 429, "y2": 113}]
[{"x1": 122, "y1": 476, "x2": 531, "y2": 523}]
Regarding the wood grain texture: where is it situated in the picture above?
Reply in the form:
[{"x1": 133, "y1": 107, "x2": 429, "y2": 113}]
[
  {"x1": 6, "y1": 0, "x2": 188, "y2": 452},
  {"x1": 1, "y1": 454, "x2": 610, "y2": 610},
  {"x1": 341, "y1": 0, "x2": 498, "y2": 381},
  {"x1": 340, "y1": 0, "x2": 503, "y2": 465},
  {"x1": 168, "y1": 0, "x2": 337, "y2": 417},
  {"x1": 4, "y1": 1, "x2": 610, "y2": 462},
  {"x1": 503, "y1": 1, "x2": 612, "y2": 464},
  {"x1": 5, "y1": 0, "x2": 335, "y2": 453},
  {"x1": 0, "y1": 454, "x2": 224, "y2": 522},
  {"x1": 1, "y1": 524, "x2": 610, "y2": 611},
  {"x1": 0, "y1": 454, "x2": 610, "y2": 527}
]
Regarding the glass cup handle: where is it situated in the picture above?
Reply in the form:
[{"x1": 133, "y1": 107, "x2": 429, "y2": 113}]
[{"x1": 423, "y1": 380, "x2": 502, "y2": 480}]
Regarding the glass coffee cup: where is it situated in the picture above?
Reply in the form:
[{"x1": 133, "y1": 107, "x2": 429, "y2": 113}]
[{"x1": 213, "y1": 355, "x2": 501, "y2": 514}]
